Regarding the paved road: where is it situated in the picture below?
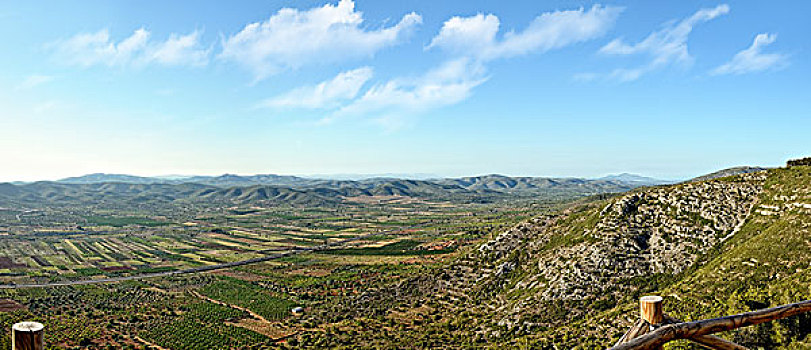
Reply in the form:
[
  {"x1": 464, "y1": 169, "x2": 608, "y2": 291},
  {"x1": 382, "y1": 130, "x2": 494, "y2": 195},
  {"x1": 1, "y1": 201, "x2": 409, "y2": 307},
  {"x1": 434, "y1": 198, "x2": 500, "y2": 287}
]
[{"x1": 0, "y1": 222, "x2": 431, "y2": 289}]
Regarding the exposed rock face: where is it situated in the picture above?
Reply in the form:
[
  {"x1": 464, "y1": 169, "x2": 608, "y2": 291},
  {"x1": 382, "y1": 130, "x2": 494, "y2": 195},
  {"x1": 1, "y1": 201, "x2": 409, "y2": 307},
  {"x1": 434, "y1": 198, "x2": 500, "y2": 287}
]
[
  {"x1": 477, "y1": 217, "x2": 554, "y2": 261},
  {"x1": 535, "y1": 172, "x2": 766, "y2": 300},
  {"x1": 426, "y1": 171, "x2": 768, "y2": 333}
]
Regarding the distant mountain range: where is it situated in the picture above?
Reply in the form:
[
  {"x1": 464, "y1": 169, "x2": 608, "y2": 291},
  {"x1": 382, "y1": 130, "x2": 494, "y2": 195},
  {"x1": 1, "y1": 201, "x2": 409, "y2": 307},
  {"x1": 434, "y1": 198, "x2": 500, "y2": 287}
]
[
  {"x1": 300, "y1": 173, "x2": 440, "y2": 181},
  {"x1": 53, "y1": 172, "x2": 673, "y2": 187},
  {"x1": 0, "y1": 173, "x2": 665, "y2": 208},
  {"x1": 56, "y1": 173, "x2": 313, "y2": 187},
  {"x1": 597, "y1": 173, "x2": 672, "y2": 186},
  {"x1": 0, "y1": 169, "x2": 763, "y2": 208}
]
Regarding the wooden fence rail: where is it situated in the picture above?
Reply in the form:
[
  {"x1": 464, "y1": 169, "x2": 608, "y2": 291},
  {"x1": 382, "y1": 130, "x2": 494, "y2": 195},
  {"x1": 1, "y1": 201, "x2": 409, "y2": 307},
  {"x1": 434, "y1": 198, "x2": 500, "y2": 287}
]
[{"x1": 609, "y1": 296, "x2": 811, "y2": 350}]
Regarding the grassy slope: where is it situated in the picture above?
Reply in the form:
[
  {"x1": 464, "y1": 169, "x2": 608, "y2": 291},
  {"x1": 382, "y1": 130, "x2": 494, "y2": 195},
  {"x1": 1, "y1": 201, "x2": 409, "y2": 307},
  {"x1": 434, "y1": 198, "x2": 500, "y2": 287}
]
[{"x1": 660, "y1": 166, "x2": 811, "y2": 349}]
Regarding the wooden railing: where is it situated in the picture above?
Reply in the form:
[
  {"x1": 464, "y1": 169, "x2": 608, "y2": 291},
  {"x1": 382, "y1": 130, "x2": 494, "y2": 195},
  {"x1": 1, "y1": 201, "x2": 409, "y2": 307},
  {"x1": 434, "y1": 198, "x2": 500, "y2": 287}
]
[{"x1": 610, "y1": 296, "x2": 811, "y2": 350}]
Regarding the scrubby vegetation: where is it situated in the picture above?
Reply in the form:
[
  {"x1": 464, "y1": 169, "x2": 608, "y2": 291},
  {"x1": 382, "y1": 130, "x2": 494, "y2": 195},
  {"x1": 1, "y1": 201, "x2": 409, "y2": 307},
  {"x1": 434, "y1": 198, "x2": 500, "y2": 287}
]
[
  {"x1": 0, "y1": 167, "x2": 807, "y2": 349},
  {"x1": 282, "y1": 166, "x2": 810, "y2": 349},
  {"x1": 0, "y1": 179, "x2": 567, "y2": 349}
]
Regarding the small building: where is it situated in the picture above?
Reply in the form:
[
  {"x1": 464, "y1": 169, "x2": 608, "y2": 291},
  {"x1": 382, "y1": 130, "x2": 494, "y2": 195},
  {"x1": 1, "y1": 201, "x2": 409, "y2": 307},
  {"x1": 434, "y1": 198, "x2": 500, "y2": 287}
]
[{"x1": 291, "y1": 307, "x2": 304, "y2": 314}]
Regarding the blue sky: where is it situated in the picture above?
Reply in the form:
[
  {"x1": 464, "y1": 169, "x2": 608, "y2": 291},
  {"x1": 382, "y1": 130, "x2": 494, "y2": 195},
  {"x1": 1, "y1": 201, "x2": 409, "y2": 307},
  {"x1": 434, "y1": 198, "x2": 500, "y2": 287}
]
[{"x1": 0, "y1": 0, "x2": 808, "y2": 181}]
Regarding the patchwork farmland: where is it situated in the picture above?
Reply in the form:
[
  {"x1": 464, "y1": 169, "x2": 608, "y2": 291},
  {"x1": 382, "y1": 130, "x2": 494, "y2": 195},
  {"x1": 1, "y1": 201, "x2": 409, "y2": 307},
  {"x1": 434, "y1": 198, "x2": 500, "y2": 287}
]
[
  {"x1": 0, "y1": 193, "x2": 565, "y2": 348},
  {"x1": 0, "y1": 197, "x2": 550, "y2": 286}
]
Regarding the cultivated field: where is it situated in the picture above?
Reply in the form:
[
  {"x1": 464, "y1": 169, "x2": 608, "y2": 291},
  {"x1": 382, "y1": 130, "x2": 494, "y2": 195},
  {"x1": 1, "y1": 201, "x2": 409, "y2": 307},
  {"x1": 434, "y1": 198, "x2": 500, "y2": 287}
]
[{"x1": 0, "y1": 195, "x2": 564, "y2": 349}]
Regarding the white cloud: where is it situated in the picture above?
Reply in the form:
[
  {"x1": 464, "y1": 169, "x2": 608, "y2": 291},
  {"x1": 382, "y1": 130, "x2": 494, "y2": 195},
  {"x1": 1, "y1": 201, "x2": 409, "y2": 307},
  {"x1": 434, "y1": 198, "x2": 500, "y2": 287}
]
[
  {"x1": 323, "y1": 58, "x2": 487, "y2": 125},
  {"x1": 16, "y1": 75, "x2": 54, "y2": 90},
  {"x1": 427, "y1": 5, "x2": 622, "y2": 61},
  {"x1": 51, "y1": 28, "x2": 209, "y2": 67},
  {"x1": 711, "y1": 33, "x2": 787, "y2": 75},
  {"x1": 426, "y1": 14, "x2": 500, "y2": 58},
  {"x1": 219, "y1": 0, "x2": 421, "y2": 81},
  {"x1": 306, "y1": 5, "x2": 621, "y2": 129},
  {"x1": 146, "y1": 31, "x2": 210, "y2": 67},
  {"x1": 259, "y1": 67, "x2": 374, "y2": 109},
  {"x1": 595, "y1": 4, "x2": 730, "y2": 81}
]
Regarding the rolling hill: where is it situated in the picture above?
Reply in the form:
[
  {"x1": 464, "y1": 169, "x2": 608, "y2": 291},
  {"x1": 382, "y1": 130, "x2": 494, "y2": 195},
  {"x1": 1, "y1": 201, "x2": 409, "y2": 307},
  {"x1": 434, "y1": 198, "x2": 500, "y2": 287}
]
[
  {"x1": 1, "y1": 174, "x2": 649, "y2": 208},
  {"x1": 56, "y1": 173, "x2": 315, "y2": 187}
]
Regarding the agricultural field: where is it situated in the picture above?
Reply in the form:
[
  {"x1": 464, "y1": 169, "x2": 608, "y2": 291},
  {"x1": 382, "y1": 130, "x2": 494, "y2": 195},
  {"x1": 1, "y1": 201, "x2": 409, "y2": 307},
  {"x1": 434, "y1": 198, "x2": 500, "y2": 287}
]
[
  {"x1": 0, "y1": 194, "x2": 570, "y2": 349},
  {"x1": 0, "y1": 196, "x2": 549, "y2": 286}
]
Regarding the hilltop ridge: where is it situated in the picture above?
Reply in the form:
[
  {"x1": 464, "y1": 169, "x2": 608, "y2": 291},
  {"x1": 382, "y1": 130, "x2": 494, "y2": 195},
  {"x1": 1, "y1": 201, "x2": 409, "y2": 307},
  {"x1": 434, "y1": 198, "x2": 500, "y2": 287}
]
[
  {"x1": 1, "y1": 174, "x2": 648, "y2": 208},
  {"x1": 689, "y1": 166, "x2": 768, "y2": 183},
  {"x1": 47, "y1": 172, "x2": 670, "y2": 188}
]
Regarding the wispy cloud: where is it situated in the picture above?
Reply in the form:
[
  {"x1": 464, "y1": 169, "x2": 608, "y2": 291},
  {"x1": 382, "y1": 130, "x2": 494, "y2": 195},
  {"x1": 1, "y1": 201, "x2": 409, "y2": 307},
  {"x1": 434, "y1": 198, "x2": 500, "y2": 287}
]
[
  {"x1": 258, "y1": 67, "x2": 374, "y2": 109},
  {"x1": 427, "y1": 5, "x2": 622, "y2": 61},
  {"x1": 322, "y1": 58, "x2": 487, "y2": 126},
  {"x1": 16, "y1": 75, "x2": 54, "y2": 90},
  {"x1": 50, "y1": 28, "x2": 210, "y2": 68},
  {"x1": 590, "y1": 4, "x2": 729, "y2": 82},
  {"x1": 219, "y1": 0, "x2": 421, "y2": 82},
  {"x1": 711, "y1": 33, "x2": 788, "y2": 75},
  {"x1": 326, "y1": 5, "x2": 619, "y2": 128},
  {"x1": 146, "y1": 31, "x2": 209, "y2": 66}
]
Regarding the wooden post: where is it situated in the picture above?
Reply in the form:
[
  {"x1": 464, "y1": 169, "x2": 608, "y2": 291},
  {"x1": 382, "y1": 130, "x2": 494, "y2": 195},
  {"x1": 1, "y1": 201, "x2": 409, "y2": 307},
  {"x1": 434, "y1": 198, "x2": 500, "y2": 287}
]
[
  {"x1": 640, "y1": 295, "x2": 664, "y2": 325},
  {"x1": 610, "y1": 300, "x2": 811, "y2": 350},
  {"x1": 12, "y1": 322, "x2": 43, "y2": 350}
]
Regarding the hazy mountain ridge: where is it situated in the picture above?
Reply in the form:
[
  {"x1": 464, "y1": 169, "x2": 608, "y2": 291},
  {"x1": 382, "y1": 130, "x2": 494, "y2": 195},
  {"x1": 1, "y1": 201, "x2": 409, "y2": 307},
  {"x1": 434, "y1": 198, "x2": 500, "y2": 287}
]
[
  {"x1": 1, "y1": 174, "x2": 652, "y2": 207},
  {"x1": 50, "y1": 172, "x2": 667, "y2": 187},
  {"x1": 57, "y1": 173, "x2": 166, "y2": 184},
  {"x1": 439, "y1": 174, "x2": 631, "y2": 191},
  {"x1": 598, "y1": 172, "x2": 672, "y2": 186},
  {"x1": 0, "y1": 169, "x2": 763, "y2": 209},
  {"x1": 57, "y1": 173, "x2": 314, "y2": 187}
]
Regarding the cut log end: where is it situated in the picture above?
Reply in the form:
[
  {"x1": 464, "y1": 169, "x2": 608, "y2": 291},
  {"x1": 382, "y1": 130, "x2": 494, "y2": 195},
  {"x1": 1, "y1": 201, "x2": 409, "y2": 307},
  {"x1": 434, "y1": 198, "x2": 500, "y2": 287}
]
[
  {"x1": 12, "y1": 322, "x2": 43, "y2": 333},
  {"x1": 12, "y1": 322, "x2": 44, "y2": 350},
  {"x1": 640, "y1": 295, "x2": 664, "y2": 325}
]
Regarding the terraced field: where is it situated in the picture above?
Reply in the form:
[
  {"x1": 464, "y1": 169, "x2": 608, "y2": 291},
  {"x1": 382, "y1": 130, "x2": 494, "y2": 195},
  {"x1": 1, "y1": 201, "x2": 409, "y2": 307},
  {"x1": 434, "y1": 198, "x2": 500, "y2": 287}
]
[{"x1": 0, "y1": 198, "x2": 539, "y2": 286}]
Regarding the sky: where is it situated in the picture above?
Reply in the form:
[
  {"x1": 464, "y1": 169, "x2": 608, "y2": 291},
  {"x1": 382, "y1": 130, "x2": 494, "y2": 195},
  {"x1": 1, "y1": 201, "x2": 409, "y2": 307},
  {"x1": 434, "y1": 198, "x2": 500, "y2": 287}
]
[{"x1": 0, "y1": 0, "x2": 808, "y2": 182}]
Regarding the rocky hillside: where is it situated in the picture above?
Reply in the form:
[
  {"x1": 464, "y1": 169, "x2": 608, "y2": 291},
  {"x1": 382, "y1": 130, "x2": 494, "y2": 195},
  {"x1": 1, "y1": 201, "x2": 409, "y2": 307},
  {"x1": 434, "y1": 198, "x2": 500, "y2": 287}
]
[
  {"x1": 688, "y1": 166, "x2": 767, "y2": 182},
  {"x1": 463, "y1": 166, "x2": 807, "y2": 348},
  {"x1": 431, "y1": 172, "x2": 767, "y2": 335},
  {"x1": 295, "y1": 165, "x2": 811, "y2": 349},
  {"x1": 535, "y1": 172, "x2": 764, "y2": 299}
]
